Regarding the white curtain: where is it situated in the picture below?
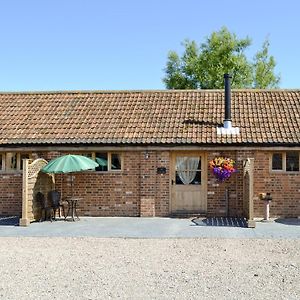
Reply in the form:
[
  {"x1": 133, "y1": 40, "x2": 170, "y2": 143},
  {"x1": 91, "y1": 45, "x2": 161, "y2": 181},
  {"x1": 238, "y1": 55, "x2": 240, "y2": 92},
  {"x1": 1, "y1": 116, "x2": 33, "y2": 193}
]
[{"x1": 176, "y1": 157, "x2": 200, "y2": 184}]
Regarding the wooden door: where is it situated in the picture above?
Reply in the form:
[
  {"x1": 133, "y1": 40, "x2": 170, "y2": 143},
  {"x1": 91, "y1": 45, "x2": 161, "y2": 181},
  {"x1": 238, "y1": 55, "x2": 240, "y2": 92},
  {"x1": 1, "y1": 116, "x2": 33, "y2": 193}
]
[{"x1": 170, "y1": 152, "x2": 207, "y2": 214}]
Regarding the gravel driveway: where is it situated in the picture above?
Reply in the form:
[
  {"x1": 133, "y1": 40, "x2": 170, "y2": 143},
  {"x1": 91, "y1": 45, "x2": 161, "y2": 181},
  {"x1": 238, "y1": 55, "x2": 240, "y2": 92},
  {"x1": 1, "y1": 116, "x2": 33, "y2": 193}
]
[{"x1": 0, "y1": 237, "x2": 299, "y2": 299}]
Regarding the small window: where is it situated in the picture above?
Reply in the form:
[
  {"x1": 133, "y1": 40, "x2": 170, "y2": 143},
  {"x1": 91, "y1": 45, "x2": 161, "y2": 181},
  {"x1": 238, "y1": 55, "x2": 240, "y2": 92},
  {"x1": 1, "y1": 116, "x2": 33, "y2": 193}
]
[
  {"x1": 175, "y1": 156, "x2": 201, "y2": 185},
  {"x1": 111, "y1": 153, "x2": 122, "y2": 170},
  {"x1": 0, "y1": 154, "x2": 3, "y2": 171},
  {"x1": 7, "y1": 152, "x2": 18, "y2": 170},
  {"x1": 272, "y1": 153, "x2": 283, "y2": 170},
  {"x1": 4, "y1": 152, "x2": 31, "y2": 171},
  {"x1": 286, "y1": 152, "x2": 299, "y2": 172},
  {"x1": 79, "y1": 153, "x2": 92, "y2": 158},
  {"x1": 95, "y1": 153, "x2": 108, "y2": 171},
  {"x1": 94, "y1": 152, "x2": 122, "y2": 172},
  {"x1": 271, "y1": 152, "x2": 299, "y2": 172},
  {"x1": 66, "y1": 152, "x2": 93, "y2": 159},
  {"x1": 20, "y1": 153, "x2": 30, "y2": 170}
]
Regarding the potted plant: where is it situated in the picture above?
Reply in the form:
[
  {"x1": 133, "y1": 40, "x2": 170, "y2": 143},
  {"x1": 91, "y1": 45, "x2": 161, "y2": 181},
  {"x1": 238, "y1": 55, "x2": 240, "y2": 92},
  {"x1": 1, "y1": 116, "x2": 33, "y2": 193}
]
[{"x1": 209, "y1": 157, "x2": 236, "y2": 182}]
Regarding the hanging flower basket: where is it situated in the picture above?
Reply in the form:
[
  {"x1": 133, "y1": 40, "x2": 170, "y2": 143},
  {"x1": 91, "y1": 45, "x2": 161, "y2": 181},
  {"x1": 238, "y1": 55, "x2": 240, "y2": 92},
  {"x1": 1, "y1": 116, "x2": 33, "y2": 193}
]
[{"x1": 209, "y1": 157, "x2": 236, "y2": 182}]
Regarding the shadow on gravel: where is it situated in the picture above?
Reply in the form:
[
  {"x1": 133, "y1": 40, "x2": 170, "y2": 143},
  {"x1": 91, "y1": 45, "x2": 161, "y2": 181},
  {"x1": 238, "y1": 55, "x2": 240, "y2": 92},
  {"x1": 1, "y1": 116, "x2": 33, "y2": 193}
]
[
  {"x1": 274, "y1": 218, "x2": 300, "y2": 226},
  {"x1": 192, "y1": 217, "x2": 247, "y2": 228},
  {"x1": 0, "y1": 216, "x2": 20, "y2": 226}
]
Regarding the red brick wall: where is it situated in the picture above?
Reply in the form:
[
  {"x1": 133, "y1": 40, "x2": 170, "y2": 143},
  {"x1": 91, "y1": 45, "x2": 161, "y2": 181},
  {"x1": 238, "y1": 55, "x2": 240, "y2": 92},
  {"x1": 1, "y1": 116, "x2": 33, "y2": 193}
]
[
  {"x1": 0, "y1": 150, "x2": 170, "y2": 217},
  {"x1": 253, "y1": 151, "x2": 300, "y2": 218},
  {"x1": 54, "y1": 150, "x2": 170, "y2": 217},
  {"x1": 0, "y1": 149, "x2": 298, "y2": 218},
  {"x1": 0, "y1": 173, "x2": 22, "y2": 216},
  {"x1": 206, "y1": 150, "x2": 299, "y2": 218},
  {"x1": 139, "y1": 151, "x2": 170, "y2": 217},
  {"x1": 49, "y1": 151, "x2": 138, "y2": 217},
  {"x1": 206, "y1": 150, "x2": 255, "y2": 217}
]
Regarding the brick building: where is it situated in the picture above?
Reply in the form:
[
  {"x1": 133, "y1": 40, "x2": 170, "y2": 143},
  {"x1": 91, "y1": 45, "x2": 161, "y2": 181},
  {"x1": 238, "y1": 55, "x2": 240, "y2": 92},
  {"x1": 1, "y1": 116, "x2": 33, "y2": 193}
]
[{"x1": 0, "y1": 86, "x2": 299, "y2": 219}]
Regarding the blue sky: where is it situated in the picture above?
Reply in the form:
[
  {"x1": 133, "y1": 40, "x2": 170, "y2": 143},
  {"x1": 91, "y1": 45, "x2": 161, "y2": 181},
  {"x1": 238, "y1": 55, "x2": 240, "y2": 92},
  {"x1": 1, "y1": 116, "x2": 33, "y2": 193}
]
[{"x1": 0, "y1": 0, "x2": 299, "y2": 91}]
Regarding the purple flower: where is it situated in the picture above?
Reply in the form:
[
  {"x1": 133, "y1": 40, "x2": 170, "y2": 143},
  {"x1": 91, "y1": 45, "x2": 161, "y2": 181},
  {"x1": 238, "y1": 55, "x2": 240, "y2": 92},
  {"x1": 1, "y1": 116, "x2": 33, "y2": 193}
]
[{"x1": 210, "y1": 157, "x2": 236, "y2": 182}]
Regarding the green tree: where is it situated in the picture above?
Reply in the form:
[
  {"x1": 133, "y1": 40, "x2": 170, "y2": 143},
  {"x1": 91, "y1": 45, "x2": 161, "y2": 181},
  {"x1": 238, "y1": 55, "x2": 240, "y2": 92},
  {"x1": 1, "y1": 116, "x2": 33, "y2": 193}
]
[
  {"x1": 164, "y1": 41, "x2": 200, "y2": 89},
  {"x1": 253, "y1": 39, "x2": 280, "y2": 88},
  {"x1": 163, "y1": 27, "x2": 280, "y2": 89}
]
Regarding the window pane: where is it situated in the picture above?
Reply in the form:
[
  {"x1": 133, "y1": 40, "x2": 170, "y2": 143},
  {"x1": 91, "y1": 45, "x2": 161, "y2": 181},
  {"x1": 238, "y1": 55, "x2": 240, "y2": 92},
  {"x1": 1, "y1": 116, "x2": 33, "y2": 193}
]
[
  {"x1": 95, "y1": 153, "x2": 108, "y2": 171},
  {"x1": 111, "y1": 153, "x2": 122, "y2": 170},
  {"x1": 176, "y1": 157, "x2": 201, "y2": 171},
  {"x1": 20, "y1": 153, "x2": 30, "y2": 170},
  {"x1": 286, "y1": 152, "x2": 299, "y2": 172},
  {"x1": 7, "y1": 153, "x2": 17, "y2": 170},
  {"x1": 272, "y1": 153, "x2": 283, "y2": 170},
  {"x1": 80, "y1": 153, "x2": 92, "y2": 158},
  {"x1": 191, "y1": 171, "x2": 201, "y2": 185},
  {"x1": 175, "y1": 157, "x2": 201, "y2": 184},
  {"x1": 175, "y1": 171, "x2": 201, "y2": 185},
  {"x1": 0, "y1": 154, "x2": 3, "y2": 170}
]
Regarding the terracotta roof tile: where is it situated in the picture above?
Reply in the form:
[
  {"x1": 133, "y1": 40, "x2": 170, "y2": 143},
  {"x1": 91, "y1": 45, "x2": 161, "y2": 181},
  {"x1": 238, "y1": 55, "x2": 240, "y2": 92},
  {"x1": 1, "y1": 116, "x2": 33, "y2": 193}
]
[{"x1": 0, "y1": 90, "x2": 299, "y2": 146}]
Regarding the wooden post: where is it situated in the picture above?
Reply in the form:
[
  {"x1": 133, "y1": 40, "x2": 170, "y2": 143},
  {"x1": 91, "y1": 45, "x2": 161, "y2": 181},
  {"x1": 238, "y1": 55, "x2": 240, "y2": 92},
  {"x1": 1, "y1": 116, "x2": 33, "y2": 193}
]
[
  {"x1": 247, "y1": 158, "x2": 255, "y2": 228},
  {"x1": 264, "y1": 201, "x2": 270, "y2": 221},
  {"x1": 19, "y1": 159, "x2": 30, "y2": 226},
  {"x1": 19, "y1": 158, "x2": 51, "y2": 226},
  {"x1": 243, "y1": 158, "x2": 255, "y2": 228},
  {"x1": 225, "y1": 188, "x2": 229, "y2": 217}
]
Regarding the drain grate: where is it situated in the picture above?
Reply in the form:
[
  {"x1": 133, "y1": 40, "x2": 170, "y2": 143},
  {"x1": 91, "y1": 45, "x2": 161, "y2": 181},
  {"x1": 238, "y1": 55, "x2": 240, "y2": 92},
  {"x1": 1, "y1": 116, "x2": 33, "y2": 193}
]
[
  {"x1": 192, "y1": 217, "x2": 247, "y2": 228},
  {"x1": 0, "y1": 216, "x2": 20, "y2": 226}
]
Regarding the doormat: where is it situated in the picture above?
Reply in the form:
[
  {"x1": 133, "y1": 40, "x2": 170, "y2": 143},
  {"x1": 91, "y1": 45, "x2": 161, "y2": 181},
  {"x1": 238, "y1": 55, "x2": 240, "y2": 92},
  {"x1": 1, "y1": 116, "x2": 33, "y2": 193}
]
[
  {"x1": 192, "y1": 217, "x2": 247, "y2": 228},
  {"x1": 0, "y1": 216, "x2": 20, "y2": 226}
]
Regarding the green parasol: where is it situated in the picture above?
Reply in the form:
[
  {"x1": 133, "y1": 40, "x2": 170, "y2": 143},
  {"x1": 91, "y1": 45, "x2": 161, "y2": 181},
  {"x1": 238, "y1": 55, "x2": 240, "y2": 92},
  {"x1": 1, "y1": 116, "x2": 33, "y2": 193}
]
[
  {"x1": 41, "y1": 154, "x2": 99, "y2": 174},
  {"x1": 41, "y1": 154, "x2": 99, "y2": 198}
]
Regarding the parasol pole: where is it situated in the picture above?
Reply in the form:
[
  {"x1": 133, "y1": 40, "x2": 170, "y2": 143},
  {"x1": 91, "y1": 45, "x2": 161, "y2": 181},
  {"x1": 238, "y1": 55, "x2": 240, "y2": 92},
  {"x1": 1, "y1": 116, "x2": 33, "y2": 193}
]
[
  {"x1": 60, "y1": 173, "x2": 63, "y2": 199},
  {"x1": 71, "y1": 172, "x2": 73, "y2": 197}
]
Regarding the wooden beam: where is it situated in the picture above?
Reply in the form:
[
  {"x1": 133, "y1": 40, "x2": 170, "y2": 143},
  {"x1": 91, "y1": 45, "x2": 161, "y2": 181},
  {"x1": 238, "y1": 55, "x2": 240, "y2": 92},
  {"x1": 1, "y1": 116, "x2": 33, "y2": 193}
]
[{"x1": 19, "y1": 159, "x2": 30, "y2": 226}]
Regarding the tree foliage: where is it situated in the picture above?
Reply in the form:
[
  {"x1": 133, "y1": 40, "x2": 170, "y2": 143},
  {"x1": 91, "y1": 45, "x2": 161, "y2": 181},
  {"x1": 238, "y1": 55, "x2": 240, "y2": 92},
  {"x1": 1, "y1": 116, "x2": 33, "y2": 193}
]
[
  {"x1": 163, "y1": 27, "x2": 280, "y2": 89},
  {"x1": 253, "y1": 39, "x2": 280, "y2": 88}
]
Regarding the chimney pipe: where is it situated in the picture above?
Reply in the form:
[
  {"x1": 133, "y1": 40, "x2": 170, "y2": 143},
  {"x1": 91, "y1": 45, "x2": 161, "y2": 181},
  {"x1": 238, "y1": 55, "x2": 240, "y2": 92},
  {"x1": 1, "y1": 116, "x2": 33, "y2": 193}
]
[
  {"x1": 217, "y1": 74, "x2": 239, "y2": 135},
  {"x1": 224, "y1": 73, "x2": 232, "y2": 129}
]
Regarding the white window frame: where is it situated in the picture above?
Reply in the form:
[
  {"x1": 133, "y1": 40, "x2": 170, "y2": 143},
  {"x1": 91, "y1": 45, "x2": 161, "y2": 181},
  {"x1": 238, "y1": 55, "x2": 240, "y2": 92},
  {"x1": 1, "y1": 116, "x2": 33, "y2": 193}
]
[
  {"x1": 2, "y1": 152, "x2": 32, "y2": 172},
  {"x1": 270, "y1": 152, "x2": 300, "y2": 173},
  {"x1": 94, "y1": 152, "x2": 123, "y2": 172},
  {"x1": 62, "y1": 151, "x2": 123, "y2": 172}
]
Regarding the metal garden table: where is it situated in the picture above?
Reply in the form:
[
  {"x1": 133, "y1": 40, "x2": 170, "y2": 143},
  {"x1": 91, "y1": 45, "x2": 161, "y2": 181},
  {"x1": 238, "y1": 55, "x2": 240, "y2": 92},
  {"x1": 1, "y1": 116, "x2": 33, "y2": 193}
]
[{"x1": 64, "y1": 197, "x2": 81, "y2": 221}]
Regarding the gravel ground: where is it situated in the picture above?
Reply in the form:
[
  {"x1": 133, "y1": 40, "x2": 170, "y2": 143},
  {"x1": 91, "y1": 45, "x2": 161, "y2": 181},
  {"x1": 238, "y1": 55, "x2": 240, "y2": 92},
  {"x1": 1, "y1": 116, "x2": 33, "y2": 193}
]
[{"x1": 0, "y1": 238, "x2": 299, "y2": 300}]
